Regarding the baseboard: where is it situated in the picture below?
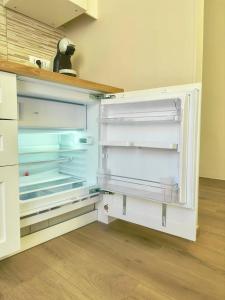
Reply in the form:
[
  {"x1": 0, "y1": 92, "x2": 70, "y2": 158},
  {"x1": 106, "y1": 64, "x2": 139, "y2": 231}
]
[{"x1": 21, "y1": 210, "x2": 98, "y2": 252}]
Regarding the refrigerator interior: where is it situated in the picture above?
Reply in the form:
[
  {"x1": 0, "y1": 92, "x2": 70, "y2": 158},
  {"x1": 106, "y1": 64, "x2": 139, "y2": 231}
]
[{"x1": 18, "y1": 99, "x2": 99, "y2": 212}]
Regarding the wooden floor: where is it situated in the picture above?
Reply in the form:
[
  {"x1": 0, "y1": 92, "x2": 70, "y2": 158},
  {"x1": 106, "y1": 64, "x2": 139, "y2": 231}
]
[{"x1": 0, "y1": 178, "x2": 224, "y2": 300}]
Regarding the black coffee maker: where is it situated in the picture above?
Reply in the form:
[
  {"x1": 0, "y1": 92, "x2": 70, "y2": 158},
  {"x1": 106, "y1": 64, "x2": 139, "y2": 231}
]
[{"x1": 53, "y1": 38, "x2": 77, "y2": 77}]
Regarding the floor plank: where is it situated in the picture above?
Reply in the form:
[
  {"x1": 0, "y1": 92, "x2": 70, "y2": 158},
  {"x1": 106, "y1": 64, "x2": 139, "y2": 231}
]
[{"x1": 0, "y1": 178, "x2": 224, "y2": 300}]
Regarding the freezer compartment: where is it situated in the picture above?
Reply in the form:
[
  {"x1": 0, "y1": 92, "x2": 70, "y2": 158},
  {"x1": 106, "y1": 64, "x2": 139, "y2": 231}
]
[
  {"x1": 18, "y1": 97, "x2": 86, "y2": 129},
  {"x1": 99, "y1": 174, "x2": 179, "y2": 204}
]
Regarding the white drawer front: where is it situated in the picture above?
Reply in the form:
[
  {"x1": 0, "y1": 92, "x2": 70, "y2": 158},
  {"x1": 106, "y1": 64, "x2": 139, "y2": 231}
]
[
  {"x1": 0, "y1": 72, "x2": 17, "y2": 120},
  {"x1": 0, "y1": 120, "x2": 18, "y2": 166},
  {"x1": 0, "y1": 165, "x2": 20, "y2": 259}
]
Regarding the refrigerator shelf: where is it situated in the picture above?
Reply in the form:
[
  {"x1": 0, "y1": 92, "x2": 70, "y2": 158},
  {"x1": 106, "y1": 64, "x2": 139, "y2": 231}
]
[
  {"x1": 20, "y1": 170, "x2": 81, "y2": 187},
  {"x1": 19, "y1": 148, "x2": 87, "y2": 155},
  {"x1": 20, "y1": 176, "x2": 86, "y2": 201},
  {"x1": 20, "y1": 177, "x2": 85, "y2": 195},
  {"x1": 19, "y1": 157, "x2": 73, "y2": 165}
]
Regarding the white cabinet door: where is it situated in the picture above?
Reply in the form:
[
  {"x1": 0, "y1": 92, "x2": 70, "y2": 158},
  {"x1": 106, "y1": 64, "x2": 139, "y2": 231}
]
[
  {"x1": 0, "y1": 165, "x2": 20, "y2": 259},
  {"x1": 0, "y1": 120, "x2": 18, "y2": 166},
  {"x1": 0, "y1": 72, "x2": 17, "y2": 120},
  {"x1": 98, "y1": 84, "x2": 201, "y2": 241}
]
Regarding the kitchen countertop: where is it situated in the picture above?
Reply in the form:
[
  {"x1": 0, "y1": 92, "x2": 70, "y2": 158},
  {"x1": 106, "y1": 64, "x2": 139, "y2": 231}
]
[{"x1": 0, "y1": 60, "x2": 123, "y2": 94}]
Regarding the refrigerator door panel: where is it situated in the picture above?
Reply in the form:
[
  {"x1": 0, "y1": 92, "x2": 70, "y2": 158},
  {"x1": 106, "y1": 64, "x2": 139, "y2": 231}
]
[
  {"x1": 102, "y1": 194, "x2": 197, "y2": 241},
  {"x1": 98, "y1": 83, "x2": 201, "y2": 240},
  {"x1": 0, "y1": 165, "x2": 20, "y2": 259}
]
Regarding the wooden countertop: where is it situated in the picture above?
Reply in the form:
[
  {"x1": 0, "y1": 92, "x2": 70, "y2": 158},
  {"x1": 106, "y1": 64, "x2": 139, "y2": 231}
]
[{"x1": 0, "y1": 60, "x2": 123, "y2": 94}]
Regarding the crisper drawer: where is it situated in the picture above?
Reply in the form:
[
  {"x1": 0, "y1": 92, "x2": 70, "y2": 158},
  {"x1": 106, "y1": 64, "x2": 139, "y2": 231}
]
[
  {"x1": 0, "y1": 120, "x2": 18, "y2": 166},
  {"x1": 19, "y1": 98, "x2": 86, "y2": 129},
  {"x1": 0, "y1": 72, "x2": 17, "y2": 120},
  {"x1": 0, "y1": 165, "x2": 20, "y2": 259},
  {"x1": 20, "y1": 186, "x2": 90, "y2": 216}
]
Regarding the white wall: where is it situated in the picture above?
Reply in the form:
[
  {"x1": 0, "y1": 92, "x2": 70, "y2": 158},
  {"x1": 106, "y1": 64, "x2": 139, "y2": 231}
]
[
  {"x1": 64, "y1": 0, "x2": 204, "y2": 91},
  {"x1": 200, "y1": 0, "x2": 225, "y2": 180},
  {"x1": 64, "y1": 0, "x2": 225, "y2": 181}
]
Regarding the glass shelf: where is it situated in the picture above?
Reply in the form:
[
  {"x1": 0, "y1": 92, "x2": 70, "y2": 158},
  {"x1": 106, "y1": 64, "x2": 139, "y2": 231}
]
[
  {"x1": 20, "y1": 175, "x2": 86, "y2": 201},
  {"x1": 19, "y1": 149, "x2": 87, "y2": 155},
  {"x1": 19, "y1": 157, "x2": 71, "y2": 165}
]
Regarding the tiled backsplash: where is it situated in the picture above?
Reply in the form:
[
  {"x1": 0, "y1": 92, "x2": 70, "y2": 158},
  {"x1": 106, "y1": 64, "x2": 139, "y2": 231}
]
[{"x1": 0, "y1": 0, "x2": 64, "y2": 64}]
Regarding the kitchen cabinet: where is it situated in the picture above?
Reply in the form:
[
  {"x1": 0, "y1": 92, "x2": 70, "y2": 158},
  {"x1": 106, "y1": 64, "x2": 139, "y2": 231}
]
[
  {"x1": 0, "y1": 120, "x2": 18, "y2": 166},
  {"x1": 0, "y1": 73, "x2": 20, "y2": 258},
  {"x1": 3, "y1": 0, "x2": 98, "y2": 27},
  {"x1": 0, "y1": 166, "x2": 20, "y2": 258},
  {"x1": 0, "y1": 72, "x2": 17, "y2": 120}
]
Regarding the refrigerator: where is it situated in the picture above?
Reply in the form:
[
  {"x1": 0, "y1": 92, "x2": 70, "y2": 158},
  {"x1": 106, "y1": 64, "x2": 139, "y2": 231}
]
[{"x1": 17, "y1": 81, "x2": 201, "y2": 242}]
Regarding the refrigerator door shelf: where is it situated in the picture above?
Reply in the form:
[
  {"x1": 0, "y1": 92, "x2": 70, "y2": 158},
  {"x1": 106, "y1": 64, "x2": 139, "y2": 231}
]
[
  {"x1": 100, "y1": 141, "x2": 178, "y2": 150},
  {"x1": 99, "y1": 110, "x2": 180, "y2": 124},
  {"x1": 98, "y1": 174, "x2": 180, "y2": 206}
]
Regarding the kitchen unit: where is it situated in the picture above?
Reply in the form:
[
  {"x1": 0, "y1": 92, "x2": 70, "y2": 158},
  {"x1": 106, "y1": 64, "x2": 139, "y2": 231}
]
[
  {"x1": 0, "y1": 61, "x2": 201, "y2": 260},
  {"x1": 3, "y1": 0, "x2": 98, "y2": 27}
]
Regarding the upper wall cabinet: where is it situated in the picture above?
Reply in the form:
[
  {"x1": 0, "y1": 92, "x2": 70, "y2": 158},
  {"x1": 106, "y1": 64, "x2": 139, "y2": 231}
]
[{"x1": 3, "y1": 0, "x2": 98, "y2": 27}]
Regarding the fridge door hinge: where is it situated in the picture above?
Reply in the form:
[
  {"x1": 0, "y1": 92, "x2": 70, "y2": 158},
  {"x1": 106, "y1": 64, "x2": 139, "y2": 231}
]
[
  {"x1": 100, "y1": 190, "x2": 114, "y2": 195},
  {"x1": 95, "y1": 94, "x2": 116, "y2": 100}
]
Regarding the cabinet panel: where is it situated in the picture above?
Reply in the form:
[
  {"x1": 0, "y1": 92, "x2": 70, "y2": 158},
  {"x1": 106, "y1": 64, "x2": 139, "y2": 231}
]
[
  {"x1": 19, "y1": 98, "x2": 86, "y2": 129},
  {"x1": 0, "y1": 165, "x2": 20, "y2": 259},
  {"x1": 0, "y1": 72, "x2": 17, "y2": 120},
  {"x1": 0, "y1": 120, "x2": 18, "y2": 166}
]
